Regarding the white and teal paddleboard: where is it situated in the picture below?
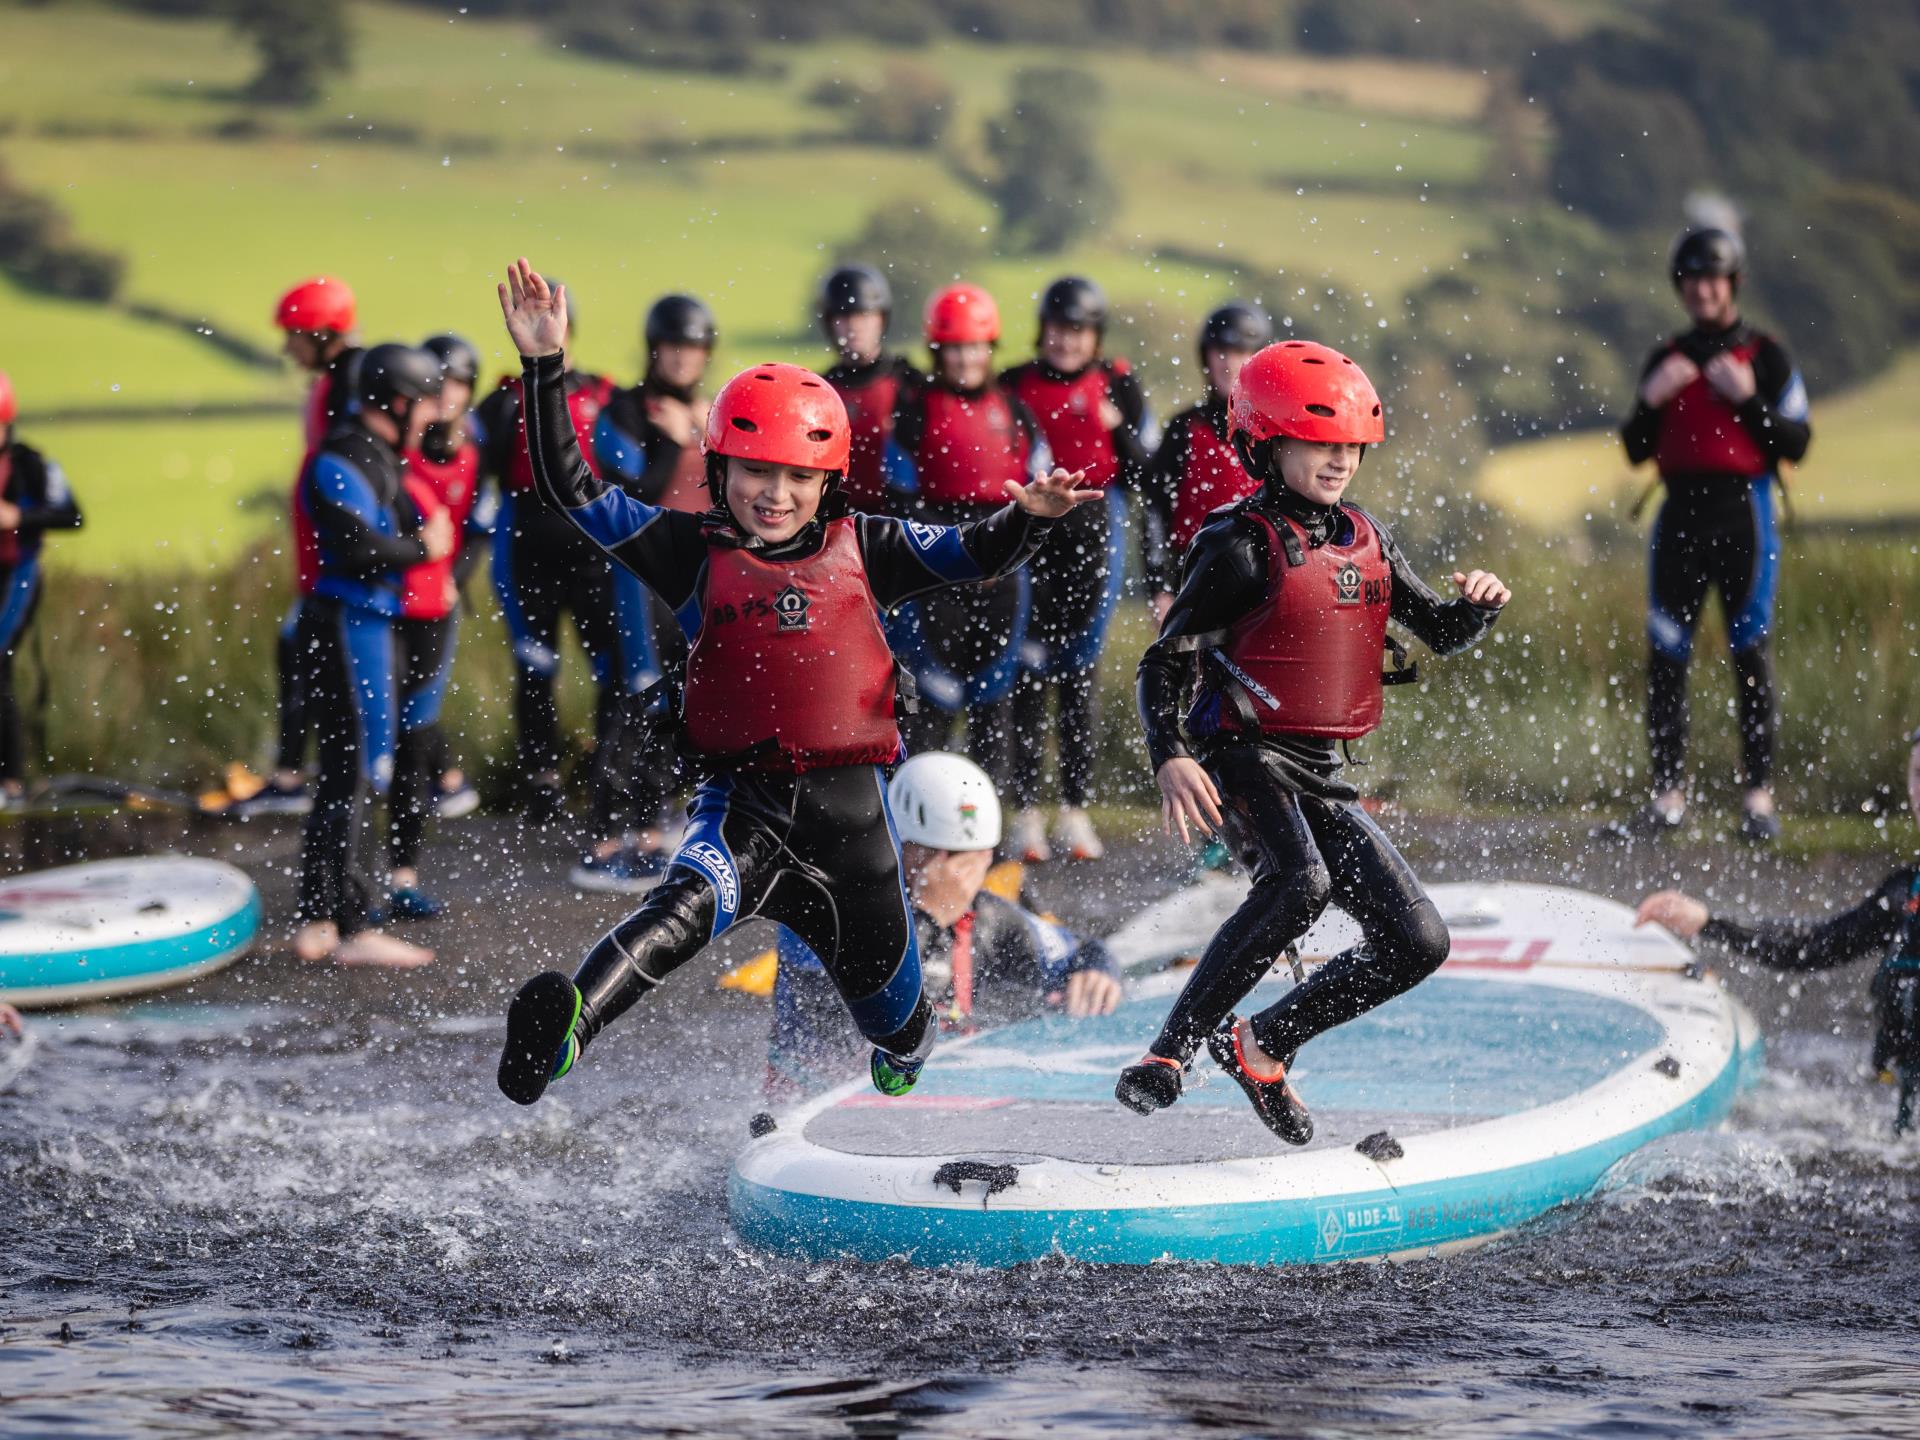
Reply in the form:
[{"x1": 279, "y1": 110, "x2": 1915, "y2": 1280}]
[
  {"x1": 0, "y1": 856, "x2": 261, "y2": 1009},
  {"x1": 731, "y1": 882, "x2": 1762, "y2": 1267}
]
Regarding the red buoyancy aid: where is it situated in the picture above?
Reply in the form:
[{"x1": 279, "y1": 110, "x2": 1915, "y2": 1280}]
[
  {"x1": 833, "y1": 365, "x2": 905, "y2": 511},
  {"x1": 398, "y1": 442, "x2": 480, "y2": 621},
  {"x1": 651, "y1": 394, "x2": 713, "y2": 515},
  {"x1": 302, "y1": 372, "x2": 334, "y2": 456},
  {"x1": 1006, "y1": 361, "x2": 1125, "y2": 489},
  {"x1": 1219, "y1": 507, "x2": 1393, "y2": 741},
  {"x1": 1171, "y1": 409, "x2": 1259, "y2": 553},
  {"x1": 1654, "y1": 337, "x2": 1770, "y2": 477},
  {"x1": 912, "y1": 387, "x2": 1032, "y2": 506},
  {"x1": 680, "y1": 517, "x2": 901, "y2": 771},
  {"x1": 292, "y1": 474, "x2": 319, "y2": 597},
  {"x1": 503, "y1": 373, "x2": 613, "y2": 494}
]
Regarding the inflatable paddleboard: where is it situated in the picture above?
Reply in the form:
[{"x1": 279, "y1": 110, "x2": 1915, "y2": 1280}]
[
  {"x1": 0, "y1": 857, "x2": 261, "y2": 1009},
  {"x1": 731, "y1": 882, "x2": 1762, "y2": 1267}
]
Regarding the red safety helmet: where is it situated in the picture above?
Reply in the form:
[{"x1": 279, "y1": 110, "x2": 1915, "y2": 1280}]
[
  {"x1": 0, "y1": 371, "x2": 14, "y2": 427},
  {"x1": 1229, "y1": 340, "x2": 1384, "y2": 447},
  {"x1": 704, "y1": 363, "x2": 851, "y2": 474},
  {"x1": 274, "y1": 276, "x2": 357, "y2": 335},
  {"x1": 924, "y1": 283, "x2": 1000, "y2": 346}
]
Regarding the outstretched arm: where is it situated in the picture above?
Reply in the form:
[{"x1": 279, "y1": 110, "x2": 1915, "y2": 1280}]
[
  {"x1": 1637, "y1": 872, "x2": 1914, "y2": 973},
  {"x1": 859, "y1": 468, "x2": 1098, "y2": 609},
  {"x1": 1380, "y1": 521, "x2": 1507, "y2": 655}
]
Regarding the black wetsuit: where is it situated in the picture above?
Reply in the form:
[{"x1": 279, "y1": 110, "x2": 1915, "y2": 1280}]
[
  {"x1": 1701, "y1": 867, "x2": 1920, "y2": 1127},
  {"x1": 999, "y1": 359, "x2": 1154, "y2": 809},
  {"x1": 1135, "y1": 486, "x2": 1500, "y2": 1065},
  {"x1": 587, "y1": 375, "x2": 706, "y2": 840},
  {"x1": 0, "y1": 439, "x2": 82, "y2": 783},
  {"x1": 476, "y1": 372, "x2": 621, "y2": 793},
  {"x1": 1620, "y1": 321, "x2": 1811, "y2": 792},
  {"x1": 518, "y1": 351, "x2": 1057, "y2": 1061},
  {"x1": 296, "y1": 422, "x2": 429, "y2": 935}
]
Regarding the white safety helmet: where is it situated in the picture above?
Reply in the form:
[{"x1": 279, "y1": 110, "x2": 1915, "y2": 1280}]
[{"x1": 888, "y1": 752, "x2": 1002, "y2": 851}]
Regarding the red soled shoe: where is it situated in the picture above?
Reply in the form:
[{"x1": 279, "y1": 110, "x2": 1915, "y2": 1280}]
[{"x1": 1206, "y1": 1016, "x2": 1314, "y2": 1146}]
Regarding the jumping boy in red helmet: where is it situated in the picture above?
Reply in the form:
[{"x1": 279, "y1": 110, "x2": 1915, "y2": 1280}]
[
  {"x1": 492, "y1": 261, "x2": 1097, "y2": 1104},
  {"x1": 1116, "y1": 340, "x2": 1510, "y2": 1141}
]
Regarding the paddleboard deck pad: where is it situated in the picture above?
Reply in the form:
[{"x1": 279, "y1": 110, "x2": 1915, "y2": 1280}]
[
  {"x1": 731, "y1": 883, "x2": 1762, "y2": 1267},
  {"x1": 0, "y1": 856, "x2": 261, "y2": 1008}
]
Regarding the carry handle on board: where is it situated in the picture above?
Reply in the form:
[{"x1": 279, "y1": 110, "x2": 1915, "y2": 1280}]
[{"x1": 933, "y1": 1160, "x2": 1020, "y2": 1199}]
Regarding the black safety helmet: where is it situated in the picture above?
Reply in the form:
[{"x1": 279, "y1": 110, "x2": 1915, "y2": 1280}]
[
  {"x1": 1671, "y1": 228, "x2": 1745, "y2": 292},
  {"x1": 1038, "y1": 275, "x2": 1108, "y2": 333},
  {"x1": 421, "y1": 332, "x2": 480, "y2": 387},
  {"x1": 357, "y1": 343, "x2": 444, "y2": 413},
  {"x1": 1199, "y1": 301, "x2": 1274, "y2": 361},
  {"x1": 818, "y1": 264, "x2": 892, "y2": 322},
  {"x1": 645, "y1": 293, "x2": 717, "y2": 350}
]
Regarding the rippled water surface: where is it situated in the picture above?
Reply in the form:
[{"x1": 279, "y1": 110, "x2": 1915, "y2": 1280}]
[{"x1": 3, "y1": 817, "x2": 1917, "y2": 1437}]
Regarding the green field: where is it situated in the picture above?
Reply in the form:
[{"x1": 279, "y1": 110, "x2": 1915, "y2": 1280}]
[
  {"x1": 0, "y1": 0, "x2": 1521, "y2": 571},
  {"x1": 1477, "y1": 349, "x2": 1920, "y2": 530}
]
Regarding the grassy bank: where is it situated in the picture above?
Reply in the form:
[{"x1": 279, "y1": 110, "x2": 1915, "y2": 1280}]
[{"x1": 23, "y1": 525, "x2": 1920, "y2": 822}]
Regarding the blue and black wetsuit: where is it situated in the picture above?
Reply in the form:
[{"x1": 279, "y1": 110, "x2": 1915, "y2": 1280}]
[
  {"x1": 296, "y1": 420, "x2": 427, "y2": 934},
  {"x1": 1621, "y1": 322, "x2": 1811, "y2": 793},
  {"x1": 515, "y1": 350, "x2": 1056, "y2": 1067},
  {"x1": 0, "y1": 438, "x2": 82, "y2": 784},
  {"x1": 587, "y1": 377, "x2": 710, "y2": 839},
  {"x1": 475, "y1": 371, "x2": 621, "y2": 796},
  {"x1": 768, "y1": 889, "x2": 1119, "y2": 1099}
]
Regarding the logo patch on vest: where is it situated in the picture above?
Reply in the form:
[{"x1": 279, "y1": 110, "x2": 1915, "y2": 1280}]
[
  {"x1": 773, "y1": 584, "x2": 811, "y2": 632},
  {"x1": 1335, "y1": 562, "x2": 1363, "y2": 606}
]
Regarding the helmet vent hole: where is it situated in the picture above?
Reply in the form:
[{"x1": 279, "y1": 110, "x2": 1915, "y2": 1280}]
[
  {"x1": 1371, "y1": 404, "x2": 1381, "y2": 416},
  {"x1": 807, "y1": 428, "x2": 832, "y2": 442},
  {"x1": 1302, "y1": 357, "x2": 1325, "y2": 365},
  {"x1": 1305, "y1": 404, "x2": 1337, "y2": 417},
  {"x1": 1284, "y1": 341, "x2": 1306, "y2": 348},
  {"x1": 731, "y1": 417, "x2": 759, "y2": 433}
]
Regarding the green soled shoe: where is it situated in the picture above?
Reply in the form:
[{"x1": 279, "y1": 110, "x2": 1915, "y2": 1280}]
[
  {"x1": 498, "y1": 971, "x2": 582, "y2": 1106},
  {"x1": 869, "y1": 1045, "x2": 926, "y2": 1098}
]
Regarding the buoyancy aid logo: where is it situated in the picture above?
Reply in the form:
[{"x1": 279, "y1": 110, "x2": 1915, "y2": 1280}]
[
  {"x1": 682, "y1": 840, "x2": 739, "y2": 915},
  {"x1": 773, "y1": 584, "x2": 811, "y2": 631},
  {"x1": 1334, "y1": 561, "x2": 1363, "y2": 605}
]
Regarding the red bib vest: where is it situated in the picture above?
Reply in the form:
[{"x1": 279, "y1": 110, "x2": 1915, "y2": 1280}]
[
  {"x1": 1654, "y1": 338, "x2": 1769, "y2": 477},
  {"x1": 651, "y1": 394, "x2": 712, "y2": 515},
  {"x1": 912, "y1": 387, "x2": 1031, "y2": 506},
  {"x1": 1220, "y1": 507, "x2": 1393, "y2": 741},
  {"x1": 398, "y1": 442, "x2": 480, "y2": 621},
  {"x1": 680, "y1": 517, "x2": 901, "y2": 771},
  {"x1": 1006, "y1": 362, "x2": 1125, "y2": 489},
  {"x1": 503, "y1": 374, "x2": 612, "y2": 494},
  {"x1": 833, "y1": 365, "x2": 906, "y2": 510},
  {"x1": 1171, "y1": 409, "x2": 1258, "y2": 552}
]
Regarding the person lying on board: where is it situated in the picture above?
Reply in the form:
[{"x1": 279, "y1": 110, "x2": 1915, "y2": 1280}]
[
  {"x1": 1636, "y1": 732, "x2": 1920, "y2": 1134},
  {"x1": 765, "y1": 751, "x2": 1122, "y2": 1101}
]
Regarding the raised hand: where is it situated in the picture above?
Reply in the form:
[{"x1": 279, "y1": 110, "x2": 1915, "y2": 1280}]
[
  {"x1": 1006, "y1": 467, "x2": 1101, "y2": 518},
  {"x1": 1452, "y1": 569, "x2": 1510, "y2": 609},
  {"x1": 497, "y1": 258, "x2": 568, "y2": 359},
  {"x1": 1703, "y1": 351, "x2": 1757, "y2": 404},
  {"x1": 1634, "y1": 889, "x2": 1708, "y2": 940},
  {"x1": 1640, "y1": 351, "x2": 1699, "y2": 409}
]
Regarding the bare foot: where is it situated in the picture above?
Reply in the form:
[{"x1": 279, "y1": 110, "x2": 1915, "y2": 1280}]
[
  {"x1": 294, "y1": 922, "x2": 340, "y2": 962},
  {"x1": 332, "y1": 930, "x2": 435, "y2": 969}
]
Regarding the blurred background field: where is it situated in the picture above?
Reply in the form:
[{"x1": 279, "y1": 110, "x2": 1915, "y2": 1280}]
[{"x1": 2, "y1": 0, "x2": 1916, "y2": 812}]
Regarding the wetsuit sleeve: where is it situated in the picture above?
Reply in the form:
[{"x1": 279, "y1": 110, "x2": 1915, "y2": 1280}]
[
  {"x1": 1620, "y1": 343, "x2": 1671, "y2": 466},
  {"x1": 520, "y1": 352, "x2": 705, "y2": 608},
  {"x1": 591, "y1": 389, "x2": 652, "y2": 487},
  {"x1": 1139, "y1": 417, "x2": 1188, "y2": 594},
  {"x1": 1380, "y1": 520, "x2": 1500, "y2": 655},
  {"x1": 14, "y1": 455, "x2": 82, "y2": 533},
  {"x1": 1137, "y1": 514, "x2": 1271, "y2": 771},
  {"x1": 1700, "y1": 870, "x2": 1914, "y2": 973},
  {"x1": 856, "y1": 506, "x2": 1056, "y2": 610},
  {"x1": 1739, "y1": 335, "x2": 1812, "y2": 465},
  {"x1": 305, "y1": 452, "x2": 427, "y2": 579}
]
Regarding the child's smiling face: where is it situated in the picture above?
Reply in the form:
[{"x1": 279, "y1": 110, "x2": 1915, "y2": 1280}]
[
  {"x1": 1276, "y1": 438, "x2": 1363, "y2": 506},
  {"x1": 725, "y1": 457, "x2": 827, "y2": 543}
]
